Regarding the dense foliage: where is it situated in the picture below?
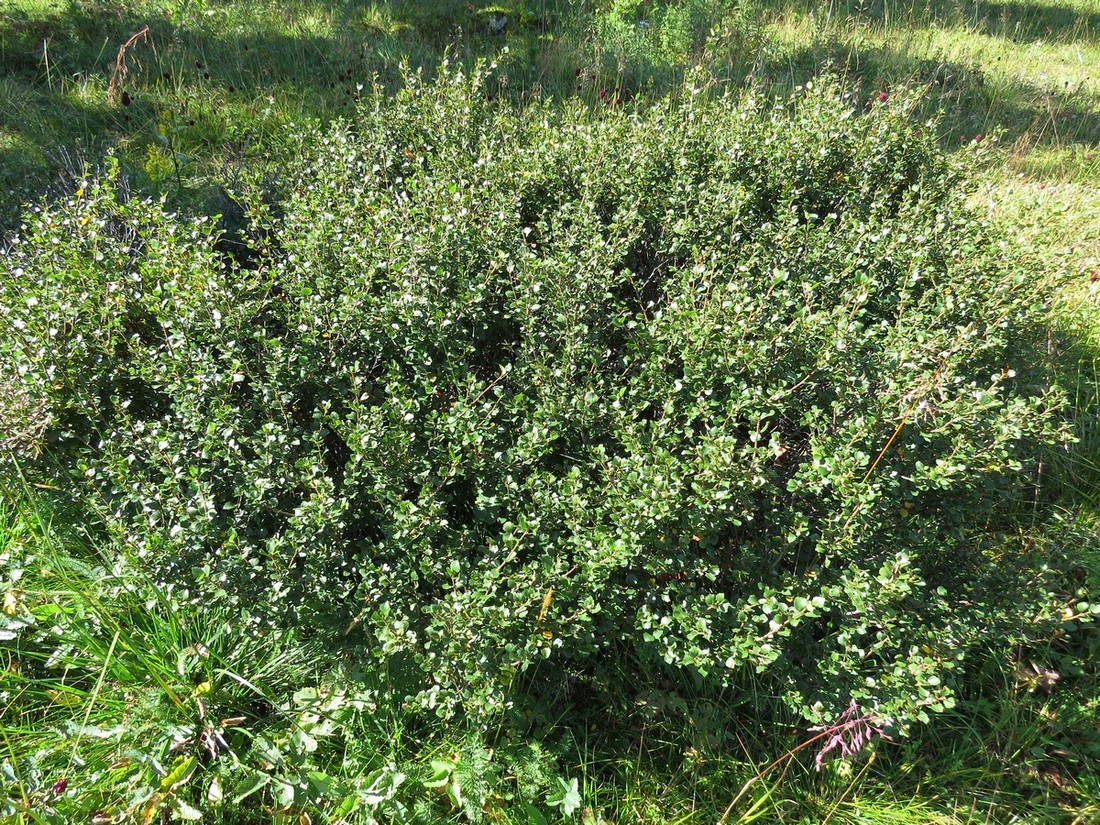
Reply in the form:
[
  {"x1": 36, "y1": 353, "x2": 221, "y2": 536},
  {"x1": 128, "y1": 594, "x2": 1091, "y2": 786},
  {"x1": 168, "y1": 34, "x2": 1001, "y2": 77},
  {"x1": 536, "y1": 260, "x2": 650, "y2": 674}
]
[{"x1": 1, "y1": 65, "x2": 1070, "y2": 731}]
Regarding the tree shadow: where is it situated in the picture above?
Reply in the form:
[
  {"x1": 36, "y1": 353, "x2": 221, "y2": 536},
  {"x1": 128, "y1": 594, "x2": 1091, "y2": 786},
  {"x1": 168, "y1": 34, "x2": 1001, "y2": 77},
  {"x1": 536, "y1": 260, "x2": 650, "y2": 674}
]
[
  {"x1": 803, "y1": 0, "x2": 1100, "y2": 44},
  {"x1": 974, "y1": 0, "x2": 1100, "y2": 44},
  {"x1": 745, "y1": 35, "x2": 1100, "y2": 153},
  {"x1": 0, "y1": 0, "x2": 580, "y2": 231}
]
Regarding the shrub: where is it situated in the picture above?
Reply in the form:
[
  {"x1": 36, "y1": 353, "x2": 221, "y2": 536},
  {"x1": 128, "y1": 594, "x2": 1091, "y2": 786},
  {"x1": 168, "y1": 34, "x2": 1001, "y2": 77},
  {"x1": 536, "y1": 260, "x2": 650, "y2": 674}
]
[
  {"x1": 594, "y1": 0, "x2": 760, "y2": 90},
  {"x1": 0, "y1": 65, "x2": 1069, "y2": 729}
]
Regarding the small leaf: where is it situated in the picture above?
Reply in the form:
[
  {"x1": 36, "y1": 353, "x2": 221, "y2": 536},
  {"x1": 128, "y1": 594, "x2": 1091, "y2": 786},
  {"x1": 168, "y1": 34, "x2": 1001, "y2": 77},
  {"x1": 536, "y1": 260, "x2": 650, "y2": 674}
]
[
  {"x1": 290, "y1": 728, "x2": 319, "y2": 755},
  {"x1": 333, "y1": 795, "x2": 358, "y2": 817},
  {"x1": 360, "y1": 766, "x2": 405, "y2": 806},
  {"x1": 160, "y1": 756, "x2": 197, "y2": 792},
  {"x1": 306, "y1": 770, "x2": 330, "y2": 796},
  {"x1": 140, "y1": 793, "x2": 162, "y2": 825},
  {"x1": 175, "y1": 799, "x2": 203, "y2": 820},
  {"x1": 423, "y1": 759, "x2": 454, "y2": 789},
  {"x1": 547, "y1": 777, "x2": 582, "y2": 817},
  {"x1": 271, "y1": 776, "x2": 298, "y2": 808},
  {"x1": 251, "y1": 735, "x2": 283, "y2": 766},
  {"x1": 233, "y1": 771, "x2": 271, "y2": 803}
]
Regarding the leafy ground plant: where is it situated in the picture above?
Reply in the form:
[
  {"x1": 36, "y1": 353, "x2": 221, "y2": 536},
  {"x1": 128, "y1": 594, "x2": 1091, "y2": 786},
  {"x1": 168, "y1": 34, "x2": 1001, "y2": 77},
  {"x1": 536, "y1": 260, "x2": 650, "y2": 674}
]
[{"x1": 0, "y1": 480, "x2": 599, "y2": 819}]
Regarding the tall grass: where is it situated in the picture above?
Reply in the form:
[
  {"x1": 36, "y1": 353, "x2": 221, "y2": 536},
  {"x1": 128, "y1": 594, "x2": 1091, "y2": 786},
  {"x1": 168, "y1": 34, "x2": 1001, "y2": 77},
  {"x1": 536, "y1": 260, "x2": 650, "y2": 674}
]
[
  {"x1": 3, "y1": 0, "x2": 1097, "y2": 230},
  {"x1": 0, "y1": 488, "x2": 330, "y2": 821}
]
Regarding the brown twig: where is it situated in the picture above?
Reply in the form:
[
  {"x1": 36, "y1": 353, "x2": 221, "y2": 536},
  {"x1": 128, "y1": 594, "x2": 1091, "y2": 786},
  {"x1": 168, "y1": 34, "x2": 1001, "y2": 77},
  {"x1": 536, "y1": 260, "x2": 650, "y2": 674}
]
[
  {"x1": 717, "y1": 727, "x2": 836, "y2": 823},
  {"x1": 107, "y1": 25, "x2": 150, "y2": 105}
]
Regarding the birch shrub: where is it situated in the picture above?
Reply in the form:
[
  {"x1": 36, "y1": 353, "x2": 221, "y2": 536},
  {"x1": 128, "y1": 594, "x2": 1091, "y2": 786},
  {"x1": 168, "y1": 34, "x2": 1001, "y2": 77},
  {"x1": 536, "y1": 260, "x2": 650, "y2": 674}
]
[{"x1": 1, "y1": 68, "x2": 1070, "y2": 729}]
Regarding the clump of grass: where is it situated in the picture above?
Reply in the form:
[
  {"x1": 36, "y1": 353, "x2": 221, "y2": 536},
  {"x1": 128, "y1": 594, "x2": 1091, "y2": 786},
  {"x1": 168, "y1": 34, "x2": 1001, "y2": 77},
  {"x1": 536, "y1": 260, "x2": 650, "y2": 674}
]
[{"x1": 0, "y1": 489, "x2": 327, "y2": 821}]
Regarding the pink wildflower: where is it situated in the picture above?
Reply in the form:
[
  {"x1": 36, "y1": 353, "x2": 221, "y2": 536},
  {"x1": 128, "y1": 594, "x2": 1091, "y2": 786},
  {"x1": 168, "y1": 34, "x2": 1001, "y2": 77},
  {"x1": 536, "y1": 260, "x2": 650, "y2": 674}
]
[{"x1": 808, "y1": 699, "x2": 892, "y2": 771}]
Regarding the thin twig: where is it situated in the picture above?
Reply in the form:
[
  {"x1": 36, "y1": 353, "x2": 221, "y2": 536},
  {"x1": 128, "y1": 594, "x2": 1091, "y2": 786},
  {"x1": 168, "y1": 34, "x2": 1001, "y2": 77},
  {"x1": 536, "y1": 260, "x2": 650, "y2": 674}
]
[
  {"x1": 717, "y1": 727, "x2": 834, "y2": 823},
  {"x1": 107, "y1": 25, "x2": 150, "y2": 105}
]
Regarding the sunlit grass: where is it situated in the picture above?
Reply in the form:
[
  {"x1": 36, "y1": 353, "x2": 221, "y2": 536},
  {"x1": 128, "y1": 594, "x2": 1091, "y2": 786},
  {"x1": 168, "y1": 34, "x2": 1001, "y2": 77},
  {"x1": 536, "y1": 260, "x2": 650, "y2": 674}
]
[
  {"x1": 2, "y1": 0, "x2": 1097, "y2": 231},
  {"x1": 765, "y1": 0, "x2": 1100, "y2": 189}
]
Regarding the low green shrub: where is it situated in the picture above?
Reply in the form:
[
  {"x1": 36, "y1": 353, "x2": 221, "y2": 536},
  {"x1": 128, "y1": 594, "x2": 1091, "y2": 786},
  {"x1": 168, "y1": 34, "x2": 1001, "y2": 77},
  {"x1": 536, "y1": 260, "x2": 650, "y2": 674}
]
[
  {"x1": 1, "y1": 65, "x2": 1071, "y2": 731},
  {"x1": 0, "y1": 492, "x2": 585, "y2": 823},
  {"x1": 593, "y1": 0, "x2": 761, "y2": 91}
]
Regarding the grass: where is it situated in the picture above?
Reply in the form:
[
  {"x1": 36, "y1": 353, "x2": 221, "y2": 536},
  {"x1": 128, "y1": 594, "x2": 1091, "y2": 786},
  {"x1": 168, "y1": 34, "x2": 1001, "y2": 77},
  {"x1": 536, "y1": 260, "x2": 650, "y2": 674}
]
[
  {"x1": 0, "y1": 491, "x2": 330, "y2": 821},
  {"x1": 2, "y1": 0, "x2": 1100, "y2": 821},
  {"x1": 2, "y1": 0, "x2": 1097, "y2": 215},
  {"x1": 0, "y1": 0, "x2": 591, "y2": 230}
]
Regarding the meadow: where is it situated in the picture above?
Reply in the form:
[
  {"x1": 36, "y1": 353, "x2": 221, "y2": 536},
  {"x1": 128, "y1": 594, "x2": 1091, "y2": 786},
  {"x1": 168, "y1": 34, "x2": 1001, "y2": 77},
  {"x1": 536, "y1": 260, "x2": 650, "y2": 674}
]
[{"x1": 2, "y1": 1, "x2": 1100, "y2": 822}]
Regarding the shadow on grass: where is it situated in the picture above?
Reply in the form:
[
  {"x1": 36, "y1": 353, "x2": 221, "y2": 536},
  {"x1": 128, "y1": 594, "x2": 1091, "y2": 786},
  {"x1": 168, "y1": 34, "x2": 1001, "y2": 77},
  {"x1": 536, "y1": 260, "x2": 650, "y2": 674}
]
[
  {"x1": 2, "y1": 0, "x2": 1096, "y2": 235},
  {"x1": 750, "y1": 35, "x2": 1100, "y2": 152},
  {"x1": 0, "y1": 0, "x2": 575, "y2": 229},
  {"x1": 801, "y1": 0, "x2": 1100, "y2": 44},
  {"x1": 975, "y1": 0, "x2": 1100, "y2": 43}
]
